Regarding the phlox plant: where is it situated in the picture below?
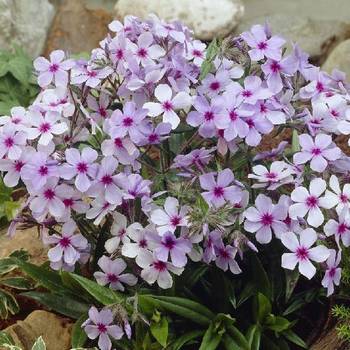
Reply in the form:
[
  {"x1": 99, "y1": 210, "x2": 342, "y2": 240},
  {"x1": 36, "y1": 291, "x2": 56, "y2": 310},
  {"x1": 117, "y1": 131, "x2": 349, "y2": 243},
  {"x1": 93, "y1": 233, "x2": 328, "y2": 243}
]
[{"x1": 1, "y1": 14, "x2": 350, "y2": 350}]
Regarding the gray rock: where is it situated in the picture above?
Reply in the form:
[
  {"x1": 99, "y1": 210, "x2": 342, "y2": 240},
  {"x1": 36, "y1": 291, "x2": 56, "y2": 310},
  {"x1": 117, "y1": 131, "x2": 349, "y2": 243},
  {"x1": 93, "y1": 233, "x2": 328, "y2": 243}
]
[
  {"x1": 114, "y1": 0, "x2": 244, "y2": 41},
  {"x1": 235, "y1": 14, "x2": 350, "y2": 63},
  {"x1": 0, "y1": 0, "x2": 55, "y2": 57},
  {"x1": 322, "y1": 39, "x2": 350, "y2": 77},
  {"x1": 4, "y1": 310, "x2": 72, "y2": 350}
]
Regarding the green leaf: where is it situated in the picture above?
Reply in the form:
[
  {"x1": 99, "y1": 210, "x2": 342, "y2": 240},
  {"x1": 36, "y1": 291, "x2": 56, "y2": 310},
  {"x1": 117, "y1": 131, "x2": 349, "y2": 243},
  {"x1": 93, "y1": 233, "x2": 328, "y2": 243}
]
[
  {"x1": 31, "y1": 336, "x2": 46, "y2": 350},
  {"x1": 257, "y1": 293, "x2": 272, "y2": 323},
  {"x1": 0, "y1": 258, "x2": 18, "y2": 275},
  {"x1": 251, "y1": 254, "x2": 272, "y2": 300},
  {"x1": 246, "y1": 325, "x2": 261, "y2": 350},
  {"x1": 200, "y1": 39, "x2": 219, "y2": 80},
  {"x1": 0, "y1": 277, "x2": 32, "y2": 290},
  {"x1": 71, "y1": 314, "x2": 88, "y2": 348},
  {"x1": 21, "y1": 291, "x2": 89, "y2": 319},
  {"x1": 68, "y1": 273, "x2": 124, "y2": 305},
  {"x1": 139, "y1": 295, "x2": 211, "y2": 326},
  {"x1": 199, "y1": 322, "x2": 223, "y2": 350},
  {"x1": 0, "y1": 331, "x2": 15, "y2": 345},
  {"x1": 285, "y1": 269, "x2": 300, "y2": 302},
  {"x1": 283, "y1": 330, "x2": 307, "y2": 348},
  {"x1": 291, "y1": 129, "x2": 300, "y2": 153},
  {"x1": 266, "y1": 316, "x2": 290, "y2": 332},
  {"x1": 0, "y1": 289, "x2": 19, "y2": 319},
  {"x1": 13, "y1": 259, "x2": 64, "y2": 292},
  {"x1": 170, "y1": 330, "x2": 204, "y2": 350},
  {"x1": 226, "y1": 325, "x2": 250, "y2": 350},
  {"x1": 150, "y1": 315, "x2": 168, "y2": 347},
  {"x1": 7, "y1": 57, "x2": 31, "y2": 85}
]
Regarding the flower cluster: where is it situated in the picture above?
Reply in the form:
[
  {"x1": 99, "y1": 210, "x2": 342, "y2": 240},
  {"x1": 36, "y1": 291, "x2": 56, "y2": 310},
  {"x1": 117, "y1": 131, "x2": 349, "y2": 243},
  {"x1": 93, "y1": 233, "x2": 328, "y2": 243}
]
[{"x1": 2, "y1": 15, "x2": 350, "y2": 349}]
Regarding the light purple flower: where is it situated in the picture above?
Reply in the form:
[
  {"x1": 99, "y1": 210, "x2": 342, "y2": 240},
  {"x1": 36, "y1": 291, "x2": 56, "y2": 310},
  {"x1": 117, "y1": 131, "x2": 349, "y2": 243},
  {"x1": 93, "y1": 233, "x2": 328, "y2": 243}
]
[
  {"x1": 137, "y1": 122, "x2": 172, "y2": 146},
  {"x1": 281, "y1": 229, "x2": 329, "y2": 280},
  {"x1": 323, "y1": 175, "x2": 350, "y2": 215},
  {"x1": 203, "y1": 230, "x2": 223, "y2": 264},
  {"x1": 46, "y1": 220, "x2": 88, "y2": 269},
  {"x1": 187, "y1": 40, "x2": 206, "y2": 66},
  {"x1": 87, "y1": 92, "x2": 112, "y2": 122},
  {"x1": 114, "y1": 173, "x2": 151, "y2": 200},
  {"x1": 241, "y1": 24, "x2": 285, "y2": 61},
  {"x1": 200, "y1": 70, "x2": 231, "y2": 97},
  {"x1": 86, "y1": 197, "x2": 117, "y2": 225},
  {"x1": 261, "y1": 56, "x2": 297, "y2": 93},
  {"x1": 29, "y1": 177, "x2": 65, "y2": 218},
  {"x1": 27, "y1": 110, "x2": 67, "y2": 145},
  {"x1": 199, "y1": 169, "x2": 242, "y2": 208},
  {"x1": 0, "y1": 124, "x2": 27, "y2": 160},
  {"x1": 88, "y1": 156, "x2": 122, "y2": 205},
  {"x1": 34, "y1": 50, "x2": 74, "y2": 87},
  {"x1": 293, "y1": 133, "x2": 341, "y2": 172},
  {"x1": 129, "y1": 31, "x2": 165, "y2": 66},
  {"x1": 101, "y1": 136, "x2": 138, "y2": 165},
  {"x1": 94, "y1": 256, "x2": 137, "y2": 291},
  {"x1": 321, "y1": 249, "x2": 341, "y2": 296},
  {"x1": 144, "y1": 84, "x2": 191, "y2": 129},
  {"x1": 60, "y1": 147, "x2": 98, "y2": 192},
  {"x1": 137, "y1": 250, "x2": 183, "y2": 289},
  {"x1": 215, "y1": 242, "x2": 241, "y2": 274},
  {"x1": 289, "y1": 178, "x2": 333, "y2": 227},
  {"x1": 71, "y1": 65, "x2": 112, "y2": 88},
  {"x1": 83, "y1": 307, "x2": 123, "y2": 350},
  {"x1": 21, "y1": 151, "x2": 59, "y2": 190},
  {"x1": 148, "y1": 231, "x2": 192, "y2": 267},
  {"x1": 248, "y1": 161, "x2": 293, "y2": 190},
  {"x1": 105, "y1": 102, "x2": 148, "y2": 143},
  {"x1": 324, "y1": 209, "x2": 350, "y2": 248},
  {"x1": 187, "y1": 96, "x2": 223, "y2": 138},
  {"x1": 150, "y1": 197, "x2": 189, "y2": 235},
  {"x1": 244, "y1": 194, "x2": 287, "y2": 244}
]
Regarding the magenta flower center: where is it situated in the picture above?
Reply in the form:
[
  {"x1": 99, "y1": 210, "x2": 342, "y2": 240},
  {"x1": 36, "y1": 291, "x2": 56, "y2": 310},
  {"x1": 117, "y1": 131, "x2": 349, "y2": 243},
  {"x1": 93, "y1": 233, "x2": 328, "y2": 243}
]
[
  {"x1": 229, "y1": 110, "x2": 238, "y2": 121},
  {"x1": 153, "y1": 260, "x2": 167, "y2": 271},
  {"x1": 261, "y1": 213, "x2": 273, "y2": 226},
  {"x1": 107, "y1": 273, "x2": 119, "y2": 283},
  {"x1": 218, "y1": 248, "x2": 229, "y2": 259},
  {"x1": 246, "y1": 118, "x2": 255, "y2": 128},
  {"x1": 77, "y1": 162, "x2": 88, "y2": 173},
  {"x1": 340, "y1": 193, "x2": 348, "y2": 203},
  {"x1": 88, "y1": 70, "x2": 97, "y2": 77},
  {"x1": 213, "y1": 186, "x2": 224, "y2": 197},
  {"x1": 192, "y1": 49, "x2": 203, "y2": 57},
  {"x1": 242, "y1": 90, "x2": 252, "y2": 98},
  {"x1": 209, "y1": 81, "x2": 220, "y2": 91},
  {"x1": 260, "y1": 103, "x2": 267, "y2": 113},
  {"x1": 14, "y1": 160, "x2": 24, "y2": 172},
  {"x1": 204, "y1": 111, "x2": 214, "y2": 121},
  {"x1": 257, "y1": 41, "x2": 267, "y2": 50},
  {"x1": 63, "y1": 198, "x2": 74, "y2": 207},
  {"x1": 122, "y1": 116, "x2": 133, "y2": 127},
  {"x1": 4, "y1": 137, "x2": 14, "y2": 148},
  {"x1": 306, "y1": 195, "x2": 318, "y2": 208},
  {"x1": 116, "y1": 49, "x2": 124, "y2": 59},
  {"x1": 101, "y1": 175, "x2": 113, "y2": 185},
  {"x1": 170, "y1": 215, "x2": 181, "y2": 226},
  {"x1": 163, "y1": 236, "x2": 176, "y2": 249},
  {"x1": 311, "y1": 147, "x2": 322, "y2": 156},
  {"x1": 137, "y1": 48, "x2": 147, "y2": 58},
  {"x1": 316, "y1": 81, "x2": 324, "y2": 92},
  {"x1": 338, "y1": 223, "x2": 348, "y2": 235},
  {"x1": 43, "y1": 188, "x2": 55, "y2": 200},
  {"x1": 148, "y1": 133, "x2": 159, "y2": 143},
  {"x1": 139, "y1": 238, "x2": 147, "y2": 248},
  {"x1": 114, "y1": 138, "x2": 123, "y2": 148},
  {"x1": 270, "y1": 61, "x2": 281, "y2": 73},
  {"x1": 59, "y1": 236, "x2": 71, "y2": 248},
  {"x1": 39, "y1": 122, "x2": 51, "y2": 133},
  {"x1": 329, "y1": 267, "x2": 336, "y2": 278},
  {"x1": 99, "y1": 107, "x2": 107, "y2": 118},
  {"x1": 265, "y1": 172, "x2": 277, "y2": 180},
  {"x1": 97, "y1": 323, "x2": 107, "y2": 334},
  {"x1": 49, "y1": 63, "x2": 59, "y2": 72},
  {"x1": 38, "y1": 165, "x2": 48, "y2": 176},
  {"x1": 118, "y1": 228, "x2": 126, "y2": 238},
  {"x1": 296, "y1": 246, "x2": 309, "y2": 260},
  {"x1": 162, "y1": 100, "x2": 173, "y2": 111}
]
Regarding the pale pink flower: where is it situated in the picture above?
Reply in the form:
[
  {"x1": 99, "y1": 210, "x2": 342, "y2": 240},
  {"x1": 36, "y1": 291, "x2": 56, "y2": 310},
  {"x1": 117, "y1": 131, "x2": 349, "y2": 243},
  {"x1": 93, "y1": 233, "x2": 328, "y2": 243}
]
[{"x1": 321, "y1": 249, "x2": 341, "y2": 296}]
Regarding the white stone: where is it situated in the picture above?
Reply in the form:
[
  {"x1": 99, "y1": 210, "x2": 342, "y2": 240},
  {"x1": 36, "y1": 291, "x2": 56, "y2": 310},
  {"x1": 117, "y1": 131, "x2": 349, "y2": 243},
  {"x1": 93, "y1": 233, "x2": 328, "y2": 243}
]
[
  {"x1": 322, "y1": 39, "x2": 350, "y2": 77},
  {"x1": 114, "y1": 0, "x2": 244, "y2": 40},
  {"x1": 0, "y1": 0, "x2": 55, "y2": 57}
]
